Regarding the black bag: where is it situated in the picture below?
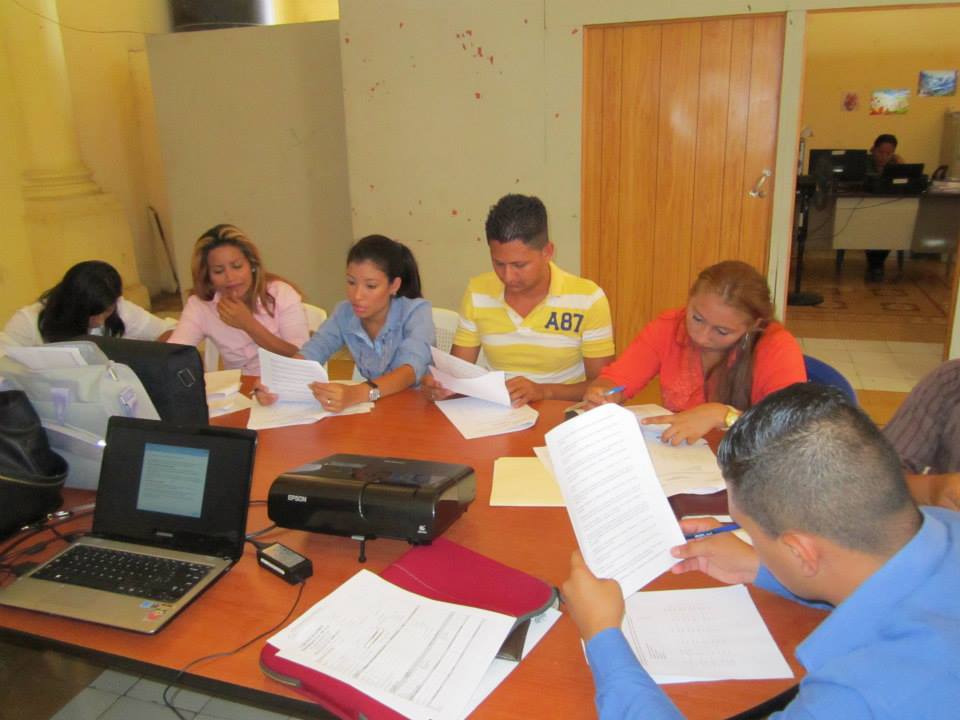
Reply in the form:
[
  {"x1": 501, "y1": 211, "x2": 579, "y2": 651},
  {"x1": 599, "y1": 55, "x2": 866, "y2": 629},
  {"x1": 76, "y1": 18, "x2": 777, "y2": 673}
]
[
  {"x1": 73, "y1": 336, "x2": 209, "y2": 424},
  {"x1": 0, "y1": 390, "x2": 68, "y2": 540}
]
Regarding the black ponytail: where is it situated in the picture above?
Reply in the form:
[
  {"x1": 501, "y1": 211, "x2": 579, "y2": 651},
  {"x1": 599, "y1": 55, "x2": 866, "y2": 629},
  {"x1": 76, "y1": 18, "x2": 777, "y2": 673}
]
[{"x1": 347, "y1": 235, "x2": 423, "y2": 299}]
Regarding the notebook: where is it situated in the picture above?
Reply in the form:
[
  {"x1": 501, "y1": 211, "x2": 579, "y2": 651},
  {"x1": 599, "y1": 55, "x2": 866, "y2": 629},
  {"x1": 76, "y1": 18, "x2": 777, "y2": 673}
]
[{"x1": 0, "y1": 416, "x2": 256, "y2": 633}]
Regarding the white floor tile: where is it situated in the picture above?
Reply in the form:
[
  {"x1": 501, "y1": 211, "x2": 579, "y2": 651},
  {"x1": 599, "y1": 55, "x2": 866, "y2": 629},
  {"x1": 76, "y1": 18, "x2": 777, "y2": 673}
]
[
  {"x1": 89, "y1": 669, "x2": 139, "y2": 696},
  {"x1": 842, "y1": 339, "x2": 891, "y2": 353},
  {"x1": 50, "y1": 688, "x2": 120, "y2": 720},
  {"x1": 126, "y1": 678, "x2": 210, "y2": 712},
  {"x1": 199, "y1": 696, "x2": 290, "y2": 720},
  {"x1": 100, "y1": 696, "x2": 196, "y2": 720},
  {"x1": 850, "y1": 351, "x2": 904, "y2": 377},
  {"x1": 885, "y1": 341, "x2": 943, "y2": 356},
  {"x1": 806, "y1": 348, "x2": 853, "y2": 367},
  {"x1": 799, "y1": 337, "x2": 847, "y2": 352},
  {"x1": 893, "y1": 353, "x2": 940, "y2": 378},
  {"x1": 858, "y1": 375, "x2": 916, "y2": 392}
]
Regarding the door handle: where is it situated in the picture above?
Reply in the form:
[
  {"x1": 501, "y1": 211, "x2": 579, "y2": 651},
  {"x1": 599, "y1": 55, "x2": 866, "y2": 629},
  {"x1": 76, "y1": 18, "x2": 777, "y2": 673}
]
[{"x1": 749, "y1": 169, "x2": 772, "y2": 198}]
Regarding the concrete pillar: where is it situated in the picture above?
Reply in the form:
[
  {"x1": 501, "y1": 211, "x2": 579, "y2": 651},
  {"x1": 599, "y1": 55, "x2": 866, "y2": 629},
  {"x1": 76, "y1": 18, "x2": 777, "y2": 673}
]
[{"x1": 0, "y1": 0, "x2": 149, "y2": 307}]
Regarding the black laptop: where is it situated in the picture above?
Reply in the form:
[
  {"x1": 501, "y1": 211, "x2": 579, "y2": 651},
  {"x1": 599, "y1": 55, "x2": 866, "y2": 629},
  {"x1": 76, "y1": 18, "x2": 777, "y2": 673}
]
[{"x1": 0, "y1": 416, "x2": 256, "y2": 633}]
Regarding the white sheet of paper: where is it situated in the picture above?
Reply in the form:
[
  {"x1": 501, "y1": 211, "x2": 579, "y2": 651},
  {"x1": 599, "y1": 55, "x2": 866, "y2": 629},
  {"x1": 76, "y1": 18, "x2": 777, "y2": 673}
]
[
  {"x1": 258, "y1": 348, "x2": 328, "y2": 403},
  {"x1": 207, "y1": 392, "x2": 254, "y2": 418},
  {"x1": 544, "y1": 403, "x2": 685, "y2": 596},
  {"x1": 429, "y1": 347, "x2": 511, "y2": 406},
  {"x1": 436, "y1": 396, "x2": 538, "y2": 439},
  {"x1": 460, "y1": 607, "x2": 561, "y2": 717},
  {"x1": 270, "y1": 570, "x2": 514, "y2": 720},
  {"x1": 204, "y1": 368, "x2": 242, "y2": 398},
  {"x1": 247, "y1": 400, "x2": 372, "y2": 430},
  {"x1": 620, "y1": 585, "x2": 792, "y2": 684},
  {"x1": 490, "y1": 457, "x2": 565, "y2": 507},
  {"x1": 4, "y1": 345, "x2": 87, "y2": 369}
]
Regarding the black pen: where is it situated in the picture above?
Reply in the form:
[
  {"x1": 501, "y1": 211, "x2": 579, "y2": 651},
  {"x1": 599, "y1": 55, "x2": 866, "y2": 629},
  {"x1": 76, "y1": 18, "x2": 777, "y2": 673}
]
[{"x1": 684, "y1": 523, "x2": 740, "y2": 540}]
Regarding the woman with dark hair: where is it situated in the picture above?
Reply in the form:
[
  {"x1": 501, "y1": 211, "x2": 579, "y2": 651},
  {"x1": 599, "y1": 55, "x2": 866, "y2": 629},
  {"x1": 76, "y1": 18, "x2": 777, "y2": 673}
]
[
  {"x1": 584, "y1": 260, "x2": 805, "y2": 444},
  {"x1": 256, "y1": 234, "x2": 435, "y2": 412},
  {"x1": 168, "y1": 224, "x2": 309, "y2": 375},
  {"x1": 1, "y1": 260, "x2": 175, "y2": 346}
]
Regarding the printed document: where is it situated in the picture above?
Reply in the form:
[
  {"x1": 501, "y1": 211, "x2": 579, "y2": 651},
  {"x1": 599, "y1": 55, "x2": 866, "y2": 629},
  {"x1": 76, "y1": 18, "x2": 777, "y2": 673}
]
[
  {"x1": 247, "y1": 398, "x2": 372, "y2": 430},
  {"x1": 269, "y1": 569, "x2": 514, "y2": 720},
  {"x1": 258, "y1": 348, "x2": 328, "y2": 403},
  {"x1": 429, "y1": 347, "x2": 511, "y2": 406},
  {"x1": 436, "y1": 396, "x2": 538, "y2": 439},
  {"x1": 620, "y1": 584, "x2": 792, "y2": 683},
  {"x1": 545, "y1": 403, "x2": 685, "y2": 596}
]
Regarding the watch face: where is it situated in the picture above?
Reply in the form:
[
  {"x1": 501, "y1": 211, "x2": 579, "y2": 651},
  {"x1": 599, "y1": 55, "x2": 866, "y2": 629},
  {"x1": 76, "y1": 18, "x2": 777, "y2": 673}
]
[{"x1": 369, "y1": 387, "x2": 381, "y2": 402}]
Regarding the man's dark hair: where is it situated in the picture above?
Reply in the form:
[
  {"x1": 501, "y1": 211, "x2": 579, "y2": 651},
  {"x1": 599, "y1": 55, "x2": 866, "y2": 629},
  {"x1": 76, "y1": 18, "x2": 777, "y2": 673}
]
[
  {"x1": 718, "y1": 383, "x2": 919, "y2": 554},
  {"x1": 872, "y1": 133, "x2": 898, "y2": 149},
  {"x1": 484, "y1": 194, "x2": 549, "y2": 249}
]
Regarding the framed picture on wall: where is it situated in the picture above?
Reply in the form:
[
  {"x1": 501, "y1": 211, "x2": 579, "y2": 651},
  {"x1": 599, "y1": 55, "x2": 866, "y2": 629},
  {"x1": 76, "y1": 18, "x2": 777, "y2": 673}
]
[
  {"x1": 918, "y1": 70, "x2": 957, "y2": 97},
  {"x1": 870, "y1": 89, "x2": 910, "y2": 115}
]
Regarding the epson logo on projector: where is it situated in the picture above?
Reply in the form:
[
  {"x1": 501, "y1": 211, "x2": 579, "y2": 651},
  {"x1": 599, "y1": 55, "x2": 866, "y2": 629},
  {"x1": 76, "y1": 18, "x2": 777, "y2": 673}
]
[{"x1": 287, "y1": 494, "x2": 308, "y2": 503}]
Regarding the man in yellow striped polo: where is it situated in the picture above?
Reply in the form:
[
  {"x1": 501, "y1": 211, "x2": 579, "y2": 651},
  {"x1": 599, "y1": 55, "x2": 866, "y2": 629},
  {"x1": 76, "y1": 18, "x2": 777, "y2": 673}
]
[{"x1": 426, "y1": 194, "x2": 615, "y2": 406}]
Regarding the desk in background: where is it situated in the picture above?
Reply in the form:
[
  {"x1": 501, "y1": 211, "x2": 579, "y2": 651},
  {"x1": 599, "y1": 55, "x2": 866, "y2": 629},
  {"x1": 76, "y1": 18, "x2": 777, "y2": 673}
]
[
  {"x1": 0, "y1": 391, "x2": 827, "y2": 719},
  {"x1": 806, "y1": 192, "x2": 960, "y2": 274}
]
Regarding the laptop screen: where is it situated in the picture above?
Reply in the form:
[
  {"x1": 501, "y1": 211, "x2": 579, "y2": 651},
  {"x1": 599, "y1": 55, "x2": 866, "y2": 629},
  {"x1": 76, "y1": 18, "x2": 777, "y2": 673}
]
[{"x1": 93, "y1": 417, "x2": 257, "y2": 560}]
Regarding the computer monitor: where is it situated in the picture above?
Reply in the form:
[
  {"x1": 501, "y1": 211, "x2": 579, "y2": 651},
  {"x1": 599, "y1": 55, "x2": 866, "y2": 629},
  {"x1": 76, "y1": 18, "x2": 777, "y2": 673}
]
[
  {"x1": 808, "y1": 149, "x2": 870, "y2": 185},
  {"x1": 80, "y1": 336, "x2": 209, "y2": 425},
  {"x1": 882, "y1": 163, "x2": 925, "y2": 179}
]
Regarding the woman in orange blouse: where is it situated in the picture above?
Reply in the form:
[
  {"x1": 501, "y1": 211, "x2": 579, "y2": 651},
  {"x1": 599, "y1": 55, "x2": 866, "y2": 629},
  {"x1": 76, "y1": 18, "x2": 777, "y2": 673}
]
[{"x1": 584, "y1": 261, "x2": 805, "y2": 444}]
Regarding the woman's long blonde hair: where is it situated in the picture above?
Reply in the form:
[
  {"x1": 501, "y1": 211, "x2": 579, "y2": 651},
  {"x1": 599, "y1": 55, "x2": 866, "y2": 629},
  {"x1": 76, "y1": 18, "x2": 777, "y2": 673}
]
[
  {"x1": 190, "y1": 224, "x2": 295, "y2": 316},
  {"x1": 691, "y1": 260, "x2": 774, "y2": 409}
]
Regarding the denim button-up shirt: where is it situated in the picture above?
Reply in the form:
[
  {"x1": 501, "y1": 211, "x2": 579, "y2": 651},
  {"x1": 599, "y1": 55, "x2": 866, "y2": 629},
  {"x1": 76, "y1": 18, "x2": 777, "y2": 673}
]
[{"x1": 299, "y1": 296, "x2": 434, "y2": 382}]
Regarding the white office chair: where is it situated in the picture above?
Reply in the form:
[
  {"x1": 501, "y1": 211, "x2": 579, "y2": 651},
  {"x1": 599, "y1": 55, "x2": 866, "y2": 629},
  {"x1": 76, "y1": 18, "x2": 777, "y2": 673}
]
[
  {"x1": 304, "y1": 303, "x2": 327, "y2": 333},
  {"x1": 431, "y1": 307, "x2": 460, "y2": 353}
]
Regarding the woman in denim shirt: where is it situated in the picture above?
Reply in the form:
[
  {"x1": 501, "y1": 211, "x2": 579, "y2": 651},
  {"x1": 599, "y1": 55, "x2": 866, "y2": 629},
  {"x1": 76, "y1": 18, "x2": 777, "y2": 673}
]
[{"x1": 258, "y1": 235, "x2": 434, "y2": 412}]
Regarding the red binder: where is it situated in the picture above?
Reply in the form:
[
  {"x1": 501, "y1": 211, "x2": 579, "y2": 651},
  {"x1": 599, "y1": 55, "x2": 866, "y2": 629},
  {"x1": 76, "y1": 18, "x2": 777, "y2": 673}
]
[{"x1": 259, "y1": 538, "x2": 557, "y2": 720}]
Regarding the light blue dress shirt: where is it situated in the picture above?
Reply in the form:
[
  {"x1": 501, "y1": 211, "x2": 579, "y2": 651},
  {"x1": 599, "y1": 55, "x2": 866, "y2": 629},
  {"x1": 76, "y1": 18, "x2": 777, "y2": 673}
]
[
  {"x1": 299, "y1": 296, "x2": 434, "y2": 383},
  {"x1": 584, "y1": 507, "x2": 960, "y2": 719}
]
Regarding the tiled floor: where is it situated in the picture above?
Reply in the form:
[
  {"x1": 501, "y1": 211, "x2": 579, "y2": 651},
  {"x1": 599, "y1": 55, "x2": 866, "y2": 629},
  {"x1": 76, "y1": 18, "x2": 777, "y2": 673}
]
[
  {"x1": 50, "y1": 669, "x2": 311, "y2": 720},
  {"x1": 798, "y1": 337, "x2": 942, "y2": 393}
]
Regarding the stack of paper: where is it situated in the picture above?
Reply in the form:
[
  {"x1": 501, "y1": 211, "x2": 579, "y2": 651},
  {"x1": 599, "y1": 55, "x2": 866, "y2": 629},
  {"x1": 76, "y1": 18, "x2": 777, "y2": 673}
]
[
  {"x1": 489, "y1": 457, "x2": 564, "y2": 507},
  {"x1": 429, "y1": 348, "x2": 539, "y2": 439},
  {"x1": 620, "y1": 584, "x2": 792, "y2": 684},
  {"x1": 204, "y1": 369, "x2": 254, "y2": 418}
]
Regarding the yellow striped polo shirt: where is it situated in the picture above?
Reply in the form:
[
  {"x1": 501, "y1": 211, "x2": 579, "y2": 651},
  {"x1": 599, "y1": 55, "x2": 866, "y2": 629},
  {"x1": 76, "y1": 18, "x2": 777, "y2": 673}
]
[{"x1": 453, "y1": 262, "x2": 615, "y2": 383}]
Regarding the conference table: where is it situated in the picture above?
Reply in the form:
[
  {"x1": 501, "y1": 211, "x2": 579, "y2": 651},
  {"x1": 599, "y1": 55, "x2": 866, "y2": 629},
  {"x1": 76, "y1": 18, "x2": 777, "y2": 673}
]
[{"x1": 0, "y1": 390, "x2": 827, "y2": 719}]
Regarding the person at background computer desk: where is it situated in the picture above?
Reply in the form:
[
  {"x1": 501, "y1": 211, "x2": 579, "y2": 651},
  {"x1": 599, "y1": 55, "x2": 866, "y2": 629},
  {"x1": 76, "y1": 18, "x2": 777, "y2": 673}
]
[
  {"x1": 864, "y1": 133, "x2": 904, "y2": 282},
  {"x1": 255, "y1": 235, "x2": 434, "y2": 413},
  {"x1": 883, "y1": 358, "x2": 960, "y2": 512},
  {"x1": 421, "y1": 193, "x2": 615, "y2": 406},
  {"x1": 562, "y1": 383, "x2": 960, "y2": 720},
  {"x1": 0, "y1": 260, "x2": 175, "y2": 347},
  {"x1": 583, "y1": 261, "x2": 805, "y2": 445},
  {"x1": 167, "y1": 224, "x2": 309, "y2": 375}
]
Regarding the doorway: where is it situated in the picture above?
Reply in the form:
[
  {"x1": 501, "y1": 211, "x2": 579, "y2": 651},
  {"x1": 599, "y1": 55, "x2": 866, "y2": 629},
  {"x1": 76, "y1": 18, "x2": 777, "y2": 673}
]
[{"x1": 785, "y1": 6, "x2": 960, "y2": 396}]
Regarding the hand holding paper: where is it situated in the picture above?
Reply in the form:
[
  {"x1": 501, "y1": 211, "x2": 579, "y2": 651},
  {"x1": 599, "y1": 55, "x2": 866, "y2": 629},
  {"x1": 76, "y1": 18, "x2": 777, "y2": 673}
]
[
  {"x1": 258, "y1": 348, "x2": 328, "y2": 403},
  {"x1": 429, "y1": 347, "x2": 511, "y2": 406}
]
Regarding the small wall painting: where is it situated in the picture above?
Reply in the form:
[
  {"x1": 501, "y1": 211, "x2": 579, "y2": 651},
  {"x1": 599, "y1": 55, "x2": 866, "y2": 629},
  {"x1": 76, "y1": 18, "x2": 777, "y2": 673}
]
[
  {"x1": 841, "y1": 91, "x2": 859, "y2": 111},
  {"x1": 918, "y1": 70, "x2": 957, "y2": 97},
  {"x1": 870, "y1": 89, "x2": 909, "y2": 115}
]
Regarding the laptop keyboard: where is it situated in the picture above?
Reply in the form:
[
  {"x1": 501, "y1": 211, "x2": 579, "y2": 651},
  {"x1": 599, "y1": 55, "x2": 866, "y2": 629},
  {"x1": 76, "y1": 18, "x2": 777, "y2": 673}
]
[{"x1": 32, "y1": 545, "x2": 214, "y2": 603}]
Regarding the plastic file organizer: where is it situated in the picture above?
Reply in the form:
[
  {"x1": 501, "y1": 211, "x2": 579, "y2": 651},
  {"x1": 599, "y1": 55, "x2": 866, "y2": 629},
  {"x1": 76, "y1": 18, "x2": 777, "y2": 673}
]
[{"x1": 259, "y1": 538, "x2": 557, "y2": 719}]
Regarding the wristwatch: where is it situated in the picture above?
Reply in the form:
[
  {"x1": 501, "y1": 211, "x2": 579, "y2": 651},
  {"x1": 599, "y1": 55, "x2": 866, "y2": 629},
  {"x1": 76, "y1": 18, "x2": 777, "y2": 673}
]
[
  {"x1": 722, "y1": 405, "x2": 741, "y2": 430},
  {"x1": 365, "y1": 379, "x2": 381, "y2": 402}
]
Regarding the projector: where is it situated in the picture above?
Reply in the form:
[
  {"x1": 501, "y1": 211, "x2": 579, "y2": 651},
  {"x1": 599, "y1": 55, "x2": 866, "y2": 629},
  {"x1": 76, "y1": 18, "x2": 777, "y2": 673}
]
[{"x1": 267, "y1": 454, "x2": 476, "y2": 545}]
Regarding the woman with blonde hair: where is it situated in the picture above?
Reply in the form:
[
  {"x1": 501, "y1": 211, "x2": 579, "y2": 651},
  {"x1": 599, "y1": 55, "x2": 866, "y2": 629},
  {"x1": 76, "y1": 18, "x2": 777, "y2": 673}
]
[
  {"x1": 584, "y1": 260, "x2": 805, "y2": 444},
  {"x1": 168, "y1": 224, "x2": 308, "y2": 374}
]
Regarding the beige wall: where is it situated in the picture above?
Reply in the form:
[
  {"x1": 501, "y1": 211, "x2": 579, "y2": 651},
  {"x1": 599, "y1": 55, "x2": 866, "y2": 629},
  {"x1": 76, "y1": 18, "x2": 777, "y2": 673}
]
[{"x1": 803, "y1": 6, "x2": 960, "y2": 170}]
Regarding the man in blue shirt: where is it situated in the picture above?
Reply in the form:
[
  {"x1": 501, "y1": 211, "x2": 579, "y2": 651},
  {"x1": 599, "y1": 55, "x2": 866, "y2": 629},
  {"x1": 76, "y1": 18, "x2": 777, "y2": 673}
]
[{"x1": 562, "y1": 382, "x2": 960, "y2": 719}]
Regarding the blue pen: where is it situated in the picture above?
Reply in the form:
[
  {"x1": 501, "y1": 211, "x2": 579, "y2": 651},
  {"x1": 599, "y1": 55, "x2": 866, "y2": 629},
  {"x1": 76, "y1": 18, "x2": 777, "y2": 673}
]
[
  {"x1": 684, "y1": 523, "x2": 740, "y2": 541},
  {"x1": 603, "y1": 385, "x2": 626, "y2": 396}
]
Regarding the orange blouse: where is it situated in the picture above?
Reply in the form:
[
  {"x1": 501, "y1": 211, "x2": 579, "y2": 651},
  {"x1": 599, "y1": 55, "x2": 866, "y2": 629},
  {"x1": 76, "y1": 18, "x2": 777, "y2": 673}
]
[{"x1": 599, "y1": 308, "x2": 806, "y2": 411}]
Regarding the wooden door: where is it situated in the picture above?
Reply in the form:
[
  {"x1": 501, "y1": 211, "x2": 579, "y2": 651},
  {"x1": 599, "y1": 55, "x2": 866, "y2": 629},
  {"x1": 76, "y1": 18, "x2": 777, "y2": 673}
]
[{"x1": 582, "y1": 15, "x2": 785, "y2": 354}]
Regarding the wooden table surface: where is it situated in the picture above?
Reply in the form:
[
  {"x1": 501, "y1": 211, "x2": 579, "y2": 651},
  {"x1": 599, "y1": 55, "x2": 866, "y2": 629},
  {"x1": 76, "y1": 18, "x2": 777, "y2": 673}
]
[{"x1": 0, "y1": 390, "x2": 826, "y2": 719}]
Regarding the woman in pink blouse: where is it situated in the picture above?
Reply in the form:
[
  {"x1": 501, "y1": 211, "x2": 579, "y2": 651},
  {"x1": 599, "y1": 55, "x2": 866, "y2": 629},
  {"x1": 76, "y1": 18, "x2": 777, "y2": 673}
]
[{"x1": 168, "y1": 224, "x2": 309, "y2": 375}]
